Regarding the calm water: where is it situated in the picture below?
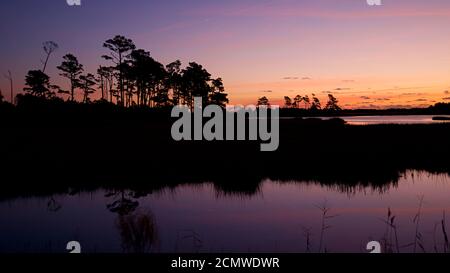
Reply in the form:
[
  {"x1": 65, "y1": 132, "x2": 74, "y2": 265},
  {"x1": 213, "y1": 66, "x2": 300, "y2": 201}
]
[
  {"x1": 1, "y1": 170, "x2": 450, "y2": 253},
  {"x1": 331, "y1": 115, "x2": 450, "y2": 125}
]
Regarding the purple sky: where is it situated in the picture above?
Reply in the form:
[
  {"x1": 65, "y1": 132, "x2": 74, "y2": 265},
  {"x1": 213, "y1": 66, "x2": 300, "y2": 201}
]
[{"x1": 1, "y1": 0, "x2": 450, "y2": 108}]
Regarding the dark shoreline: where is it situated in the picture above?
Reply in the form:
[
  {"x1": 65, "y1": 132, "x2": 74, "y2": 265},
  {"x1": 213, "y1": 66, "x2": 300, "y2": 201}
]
[{"x1": 0, "y1": 108, "x2": 449, "y2": 200}]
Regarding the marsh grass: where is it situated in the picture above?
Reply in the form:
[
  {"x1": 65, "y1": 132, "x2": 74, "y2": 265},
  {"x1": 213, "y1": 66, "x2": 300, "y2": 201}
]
[
  {"x1": 442, "y1": 212, "x2": 449, "y2": 253},
  {"x1": 301, "y1": 227, "x2": 313, "y2": 253},
  {"x1": 315, "y1": 201, "x2": 338, "y2": 253},
  {"x1": 175, "y1": 229, "x2": 204, "y2": 253},
  {"x1": 381, "y1": 208, "x2": 400, "y2": 253},
  {"x1": 413, "y1": 195, "x2": 425, "y2": 253}
]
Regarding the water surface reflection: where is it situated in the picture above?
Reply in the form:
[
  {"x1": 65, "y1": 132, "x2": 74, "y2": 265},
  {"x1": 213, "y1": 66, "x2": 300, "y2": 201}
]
[{"x1": 1, "y1": 170, "x2": 449, "y2": 253}]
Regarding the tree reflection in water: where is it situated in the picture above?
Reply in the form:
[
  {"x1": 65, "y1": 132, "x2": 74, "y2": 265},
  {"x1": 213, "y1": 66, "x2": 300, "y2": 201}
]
[
  {"x1": 105, "y1": 189, "x2": 159, "y2": 253},
  {"x1": 116, "y1": 209, "x2": 159, "y2": 253}
]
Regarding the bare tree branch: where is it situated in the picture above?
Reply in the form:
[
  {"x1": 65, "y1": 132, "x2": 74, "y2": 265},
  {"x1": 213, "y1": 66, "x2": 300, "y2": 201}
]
[{"x1": 42, "y1": 41, "x2": 59, "y2": 73}]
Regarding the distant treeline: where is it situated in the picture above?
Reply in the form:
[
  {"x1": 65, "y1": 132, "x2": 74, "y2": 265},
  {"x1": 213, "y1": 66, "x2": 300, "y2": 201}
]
[
  {"x1": 279, "y1": 101, "x2": 450, "y2": 117},
  {"x1": 1, "y1": 92, "x2": 449, "y2": 119}
]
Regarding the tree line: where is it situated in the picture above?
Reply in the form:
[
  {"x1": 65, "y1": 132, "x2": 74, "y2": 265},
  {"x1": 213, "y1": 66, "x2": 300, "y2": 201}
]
[
  {"x1": 2, "y1": 35, "x2": 346, "y2": 112},
  {"x1": 2, "y1": 35, "x2": 348, "y2": 113},
  {"x1": 255, "y1": 93, "x2": 342, "y2": 111},
  {"x1": 18, "y1": 35, "x2": 229, "y2": 109}
]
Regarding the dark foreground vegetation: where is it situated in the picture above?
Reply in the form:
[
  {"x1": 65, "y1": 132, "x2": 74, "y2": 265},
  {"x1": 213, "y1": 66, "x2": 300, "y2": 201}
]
[{"x1": 1, "y1": 98, "x2": 450, "y2": 201}]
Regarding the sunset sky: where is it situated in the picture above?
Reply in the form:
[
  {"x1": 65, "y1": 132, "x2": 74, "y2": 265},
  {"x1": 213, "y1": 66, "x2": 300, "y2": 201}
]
[{"x1": 1, "y1": 0, "x2": 450, "y2": 108}]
